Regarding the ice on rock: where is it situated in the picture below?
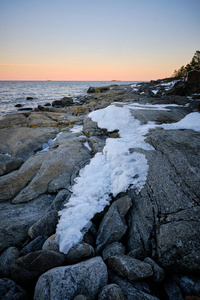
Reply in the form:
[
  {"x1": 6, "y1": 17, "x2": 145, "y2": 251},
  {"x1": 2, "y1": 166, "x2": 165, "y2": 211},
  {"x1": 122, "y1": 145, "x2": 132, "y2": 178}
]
[{"x1": 56, "y1": 105, "x2": 200, "y2": 254}]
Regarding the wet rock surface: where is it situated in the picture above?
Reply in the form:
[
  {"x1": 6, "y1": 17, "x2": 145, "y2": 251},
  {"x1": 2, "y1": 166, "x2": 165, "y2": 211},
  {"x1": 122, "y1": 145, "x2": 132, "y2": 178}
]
[{"x1": 0, "y1": 82, "x2": 199, "y2": 299}]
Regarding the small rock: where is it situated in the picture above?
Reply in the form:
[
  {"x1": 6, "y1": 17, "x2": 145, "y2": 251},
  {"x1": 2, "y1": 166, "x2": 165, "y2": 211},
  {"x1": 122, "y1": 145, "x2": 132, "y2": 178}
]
[
  {"x1": 108, "y1": 255, "x2": 153, "y2": 281},
  {"x1": 28, "y1": 210, "x2": 58, "y2": 239},
  {"x1": 0, "y1": 278, "x2": 28, "y2": 300},
  {"x1": 26, "y1": 97, "x2": 34, "y2": 100},
  {"x1": 10, "y1": 250, "x2": 65, "y2": 284},
  {"x1": 44, "y1": 102, "x2": 51, "y2": 106},
  {"x1": 20, "y1": 236, "x2": 48, "y2": 256},
  {"x1": 108, "y1": 270, "x2": 159, "y2": 300},
  {"x1": 50, "y1": 189, "x2": 71, "y2": 211},
  {"x1": 144, "y1": 257, "x2": 165, "y2": 282},
  {"x1": 0, "y1": 247, "x2": 19, "y2": 277},
  {"x1": 15, "y1": 103, "x2": 23, "y2": 107},
  {"x1": 98, "y1": 284, "x2": 124, "y2": 300},
  {"x1": 164, "y1": 278, "x2": 184, "y2": 300},
  {"x1": 34, "y1": 256, "x2": 108, "y2": 300},
  {"x1": 0, "y1": 153, "x2": 24, "y2": 176},
  {"x1": 64, "y1": 241, "x2": 95, "y2": 264},
  {"x1": 52, "y1": 97, "x2": 73, "y2": 107},
  {"x1": 74, "y1": 295, "x2": 89, "y2": 300},
  {"x1": 87, "y1": 86, "x2": 110, "y2": 93},
  {"x1": 42, "y1": 234, "x2": 59, "y2": 252},
  {"x1": 128, "y1": 248, "x2": 145, "y2": 260},
  {"x1": 175, "y1": 275, "x2": 200, "y2": 297},
  {"x1": 102, "y1": 242, "x2": 125, "y2": 261},
  {"x1": 96, "y1": 196, "x2": 132, "y2": 252}
]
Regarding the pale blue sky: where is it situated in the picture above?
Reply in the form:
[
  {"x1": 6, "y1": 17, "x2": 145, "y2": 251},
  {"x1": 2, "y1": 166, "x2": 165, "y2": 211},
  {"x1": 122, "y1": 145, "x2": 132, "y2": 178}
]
[{"x1": 0, "y1": 0, "x2": 199, "y2": 80}]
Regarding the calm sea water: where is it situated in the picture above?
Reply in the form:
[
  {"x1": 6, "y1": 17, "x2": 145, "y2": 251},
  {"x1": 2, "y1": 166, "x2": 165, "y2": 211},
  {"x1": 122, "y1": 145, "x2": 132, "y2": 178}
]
[{"x1": 0, "y1": 81, "x2": 137, "y2": 116}]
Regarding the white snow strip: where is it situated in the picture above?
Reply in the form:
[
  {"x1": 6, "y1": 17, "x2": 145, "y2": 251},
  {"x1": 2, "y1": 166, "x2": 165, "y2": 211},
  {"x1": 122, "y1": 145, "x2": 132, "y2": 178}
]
[
  {"x1": 56, "y1": 104, "x2": 200, "y2": 254},
  {"x1": 162, "y1": 112, "x2": 200, "y2": 132},
  {"x1": 57, "y1": 105, "x2": 156, "y2": 253}
]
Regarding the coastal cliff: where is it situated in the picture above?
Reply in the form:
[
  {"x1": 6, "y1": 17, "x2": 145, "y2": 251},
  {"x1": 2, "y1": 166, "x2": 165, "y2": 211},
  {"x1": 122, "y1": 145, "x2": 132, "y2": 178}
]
[{"x1": 0, "y1": 79, "x2": 200, "y2": 300}]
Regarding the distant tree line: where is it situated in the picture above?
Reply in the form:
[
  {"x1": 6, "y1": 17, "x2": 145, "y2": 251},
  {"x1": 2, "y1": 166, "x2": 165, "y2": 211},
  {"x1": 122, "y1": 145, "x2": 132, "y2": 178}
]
[{"x1": 173, "y1": 50, "x2": 200, "y2": 77}]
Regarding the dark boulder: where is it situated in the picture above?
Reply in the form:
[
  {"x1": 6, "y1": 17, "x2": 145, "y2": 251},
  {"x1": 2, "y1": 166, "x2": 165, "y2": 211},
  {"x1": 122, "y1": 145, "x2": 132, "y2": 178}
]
[
  {"x1": 166, "y1": 81, "x2": 192, "y2": 96},
  {"x1": 10, "y1": 250, "x2": 65, "y2": 284},
  {"x1": 52, "y1": 97, "x2": 73, "y2": 107},
  {"x1": 0, "y1": 153, "x2": 24, "y2": 176},
  {"x1": 0, "y1": 278, "x2": 28, "y2": 300},
  {"x1": 187, "y1": 69, "x2": 200, "y2": 93},
  {"x1": 87, "y1": 86, "x2": 110, "y2": 93}
]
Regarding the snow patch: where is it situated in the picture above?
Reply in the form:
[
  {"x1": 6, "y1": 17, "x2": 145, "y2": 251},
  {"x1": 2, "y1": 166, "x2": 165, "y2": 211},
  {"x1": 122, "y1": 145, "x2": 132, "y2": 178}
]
[
  {"x1": 57, "y1": 105, "x2": 156, "y2": 253},
  {"x1": 162, "y1": 112, "x2": 200, "y2": 132},
  {"x1": 56, "y1": 104, "x2": 200, "y2": 254}
]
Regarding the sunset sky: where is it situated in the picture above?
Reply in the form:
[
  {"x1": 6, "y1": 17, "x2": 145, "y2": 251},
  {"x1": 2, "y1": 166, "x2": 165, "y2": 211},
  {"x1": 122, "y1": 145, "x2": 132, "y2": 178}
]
[{"x1": 0, "y1": 0, "x2": 199, "y2": 81}]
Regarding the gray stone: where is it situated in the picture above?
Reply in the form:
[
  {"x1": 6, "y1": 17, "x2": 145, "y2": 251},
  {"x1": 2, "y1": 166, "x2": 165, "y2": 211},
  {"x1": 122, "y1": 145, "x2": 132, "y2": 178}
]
[
  {"x1": 20, "y1": 236, "x2": 48, "y2": 256},
  {"x1": 83, "y1": 115, "x2": 105, "y2": 137},
  {"x1": 0, "y1": 153, "x2": 24, "y2": 176},
  {"x1": 108, "y1": 270, "x2": 159, "y2": 300},
  {"x1": 10, "y1": 250, "x2": 65, "y2": 284},
  {"x1": 0, "y1": 194, "x2": 53, "y2": 252},
  {"x1": 0, "y1": 247, "x2": 19, "y2": 278},
  {"x1": 0, "y1": 134, "x2": 91, "y2": 203},
  {"x1": 74, "y1": 296, "x2": 89, "y2": 300},
  {"x1": 88, "y1": 136, "x2": 106, "y2": 154},
  {"x1": 108, "y1": 255, "x2": 153, "y2": 281},
  {"x1": 34, "y1": 256, "x2": 108, "y2": 300},
  {"x1": 98, "y1": 284, "x2": 124, "y2": 300},
  {"x1": 42, "y1": 234, "x2": 59, "y2": 252},
  {"x1": 50, "y1": 189, "x2": 71, "y2": 211},
  {"x1": 0, "y1": 278, "x2": 28, "y2": 300},
  {"x1": 28, "y1": 210, "x2": 58, "y2": 239},
  {"x1": 164, "y1": 279, "x2": 184, "y2": 300},
  {"x1": 102, "y1": 242, "x2": 125, "y2": 261},
  {"x1": 0, "y1": 123, "x2": 59, "y2": 161},
  {"x1": 127, "y1": 129, "x2": 200, "y2": 273},
  {"x1": 96, "y1": 196, "x2": 132, "y2": 252},
  {"x1": 144, "y1": 257, "x2": 165, "y2": 282},
  {"x1": 64, "y1": 241, "x2": 95, "y2": 264},
  {"x1": 52, "y1": 97, "x2": 73, "y2": 107},
  {"x1": 174, "y1": 275, "x2": 200, "y2": 297},
  {"x1": 128, "y1": 248, "x2": 145, "y2": 260}
]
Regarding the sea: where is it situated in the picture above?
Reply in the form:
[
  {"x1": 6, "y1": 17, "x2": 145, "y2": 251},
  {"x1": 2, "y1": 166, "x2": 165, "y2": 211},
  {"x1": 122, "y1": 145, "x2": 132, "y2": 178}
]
[{"x1": 0, "y1": 81, "x2": 137, "y2": 117}]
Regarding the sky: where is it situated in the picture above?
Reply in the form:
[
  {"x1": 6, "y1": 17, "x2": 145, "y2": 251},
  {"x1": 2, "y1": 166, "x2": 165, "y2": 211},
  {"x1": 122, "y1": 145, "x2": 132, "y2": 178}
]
[{"x1": 0, "y1": 0, "x2": 199, "y2": 81}]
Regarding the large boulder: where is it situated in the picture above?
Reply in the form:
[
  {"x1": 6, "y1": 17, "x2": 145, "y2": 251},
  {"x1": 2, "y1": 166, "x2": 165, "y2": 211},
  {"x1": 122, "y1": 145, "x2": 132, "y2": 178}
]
[
  {"x1": 0, "y1": 278, "x2": 28, "y2": 300},
  {"x1": 0, "y1": 247, "x2": 19, "y2": 277},
  {"x1": 0, "y1": 194, "x2": 53, "y2": 252},
  {"x1": 28, "y1": 210, "x2": 58, "y2": 239},
  {"x1": 166, "y1": 81, "x2": 192, "y2": 96},
  {"x1": 187, "y1": 69, "x2": 200, "y2": 93},
  {"x1": 34, "y1": 257, "x2": 108, "y2": 300},
  {"x1": 87, "y1": 86, "x2": 110, "y2": 93},
  {"x1": 96, "y1": 196, "x2": 132, "y2": 252},
  {"x1": 0, "y1": 134, "x2": 91, "y2": 203},
  {"x1": 108, "y1": 255, "x2": 153, "y2": 281},
  {"x1": 127, "y1": 128, "x2": 200, "y2": 273},
  {"x1": 0, "y1": 154, "x2": 24, "y2": 176},
  {"x1": 52, "y1": 97, "x2": 73, "y2": 107}
]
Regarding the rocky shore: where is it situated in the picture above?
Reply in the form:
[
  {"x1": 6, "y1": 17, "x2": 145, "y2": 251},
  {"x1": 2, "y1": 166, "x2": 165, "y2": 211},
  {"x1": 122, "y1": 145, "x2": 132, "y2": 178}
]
[{"x1": 0, "y1": 77, "x2": 200, "y2": 300}]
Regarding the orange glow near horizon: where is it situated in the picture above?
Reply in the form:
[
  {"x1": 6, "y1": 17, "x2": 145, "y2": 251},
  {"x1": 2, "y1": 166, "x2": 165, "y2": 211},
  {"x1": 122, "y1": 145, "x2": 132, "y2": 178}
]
[{"x1": 0, "y1": 59, "x2": 175, "y2": 81}]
